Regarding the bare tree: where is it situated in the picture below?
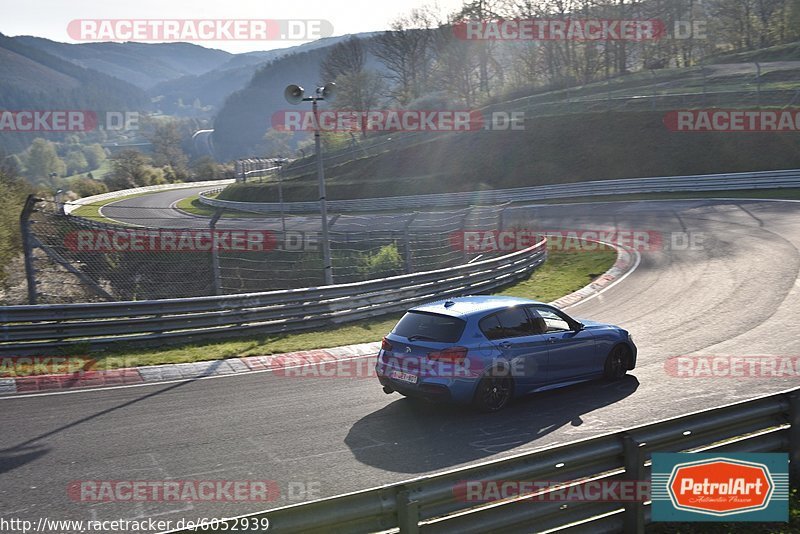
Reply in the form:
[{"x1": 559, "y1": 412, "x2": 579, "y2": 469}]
[
  {"x1": 320, "y1": 37, "x2": 367, "y2": 83},
  {"x1": 373, "y1": 7, "x2": 440, "y2": 105}
]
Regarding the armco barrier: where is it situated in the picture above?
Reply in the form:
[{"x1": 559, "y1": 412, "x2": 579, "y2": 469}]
[
  {"x1": 199, "y1": 169, "x2": 800, "y2": 214},
  {"x1": 0, "y1": 240, "x2": 546, "y2": 354},
  {"x1": 163, "y1": 386, "x2": 799, "y2": 534}
]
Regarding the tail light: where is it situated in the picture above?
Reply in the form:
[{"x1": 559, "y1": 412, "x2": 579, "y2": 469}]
[
  {"x1": 428, "y1": 346, "x2": 468, "y2": 364},
  {"x1": 381, "y1": 337, "x2": 393, "y2": 352}
]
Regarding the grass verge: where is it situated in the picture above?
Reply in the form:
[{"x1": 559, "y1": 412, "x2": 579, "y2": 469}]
[
  {"x1": 174, "y1": 194, "x2": 265, "y2": 218},
  {"x1": 68, "y1": 243, "x2": 616, "y2": 370}
]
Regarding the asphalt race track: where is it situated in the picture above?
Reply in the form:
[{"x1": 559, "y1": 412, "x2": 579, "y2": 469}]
[{"x1": 2, "y1": 192, "x2": 799, "y2": 531}]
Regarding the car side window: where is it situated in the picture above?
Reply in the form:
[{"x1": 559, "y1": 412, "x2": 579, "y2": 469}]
[
  {"x1": 528, "y1": 306, "x2": 572, "y2": 332},
  {"x1": 480, "y1": 307, "x2": 535, "y2": 340},
  {"x1": 479, "y1": 315, "x2": 504, "y2": 340}
]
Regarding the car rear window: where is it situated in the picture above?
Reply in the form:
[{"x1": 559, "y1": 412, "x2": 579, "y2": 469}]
[{"x1": 392, "y1": 311, "x2": 466, "y2": 343}]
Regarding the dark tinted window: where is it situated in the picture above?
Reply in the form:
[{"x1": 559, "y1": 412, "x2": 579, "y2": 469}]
[
  {"x1": 478, "y1": 315, "x2": 504, "y2": 340},
  {"x1": 480, "y1": 307, "x2": 534, "y2": 340},
  {"x1": 392, "y1": 311, "x2": 466, "y2": 343}
]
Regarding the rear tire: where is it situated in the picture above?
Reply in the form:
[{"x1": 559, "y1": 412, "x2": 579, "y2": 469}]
[
  {"x1": 603, "y1": 344, "x2": 629, "y2": 381},
  {"x1": 473, "y1": 372, "x2": 513, "y2": 412}
]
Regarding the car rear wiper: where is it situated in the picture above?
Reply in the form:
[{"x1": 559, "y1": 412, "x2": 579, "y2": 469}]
[{"x1": 407, "y1": 334, "x2": 436, "y2": 341}]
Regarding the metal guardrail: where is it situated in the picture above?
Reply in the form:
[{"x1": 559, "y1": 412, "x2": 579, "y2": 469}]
[
  {"x1": 165, "y1": 386, "x2": 799, "y2": 534},
  {"x1": 200, "y1": 169, "x2": 800, "y2": 214},
  {"x1": 0, "y1": 241, "x2": 546, "y2": 354}
]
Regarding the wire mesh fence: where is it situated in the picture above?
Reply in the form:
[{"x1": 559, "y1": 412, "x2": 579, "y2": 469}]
[{"x1": 20, "y1": 198, "x2": 517, "y2": 304}]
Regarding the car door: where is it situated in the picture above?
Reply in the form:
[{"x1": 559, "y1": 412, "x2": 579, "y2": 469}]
[
  {"x1": 479, "y1": 306, "x2": 550, "y2": 395},
  {"x1": 526, "y1": 305, "x2": 599, "y2": 383}
]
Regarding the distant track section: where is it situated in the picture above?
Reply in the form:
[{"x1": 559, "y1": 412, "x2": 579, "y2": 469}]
[{"x1": 199, "y1": 169, "x2": 800, "y2": 214}]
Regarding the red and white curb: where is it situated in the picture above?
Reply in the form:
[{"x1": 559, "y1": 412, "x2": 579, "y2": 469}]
[
  {"x1": 0, "y1": 244, "x2": 639, "y2": 396},
  {"x1": 550, "y1": 243, "x2": 638, "y2": 309},
  {"x1": 0, "y1": 342, "x2": 381, "y2": 395}
]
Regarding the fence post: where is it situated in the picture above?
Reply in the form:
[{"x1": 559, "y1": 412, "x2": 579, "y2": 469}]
[
  {"x1": 402, "y1": 213, "x2": 418, "y2": 274},
  {"x1": 497, "y1": 202, "x2": 513, "y2": 232},
  {"x1": 701, "y1": 66, "x2": 707, "y2": 106},
  {"x1": 209, "y1": 209, "x2": 223, "y2": 295},
  {"x1": 396, "y1": 489, "x2": 420, "y2": 534},
  {"x1": 459, "y1": 207, "x2": 472, "y2": 263},
  {"x1": 20, "y1": 194, "x2": 40, "y2": 305},
  {"x1": 789, "y1": 391, "x2": 800, "y2": 490},
  {"x1": 622, "y1": 434, "x2": 645, "y2": 534},
  {"x1": 651, "y1": 71, "x2": 657, "y2": 110},
  {"x1": 277, "y1": 161, "x2": 286, "y2": 234},
  {"x1": 755, "y1": 62, "x2": 762, "y2": 108}
]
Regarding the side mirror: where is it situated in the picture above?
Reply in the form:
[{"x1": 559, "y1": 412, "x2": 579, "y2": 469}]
[{"x1": 573, "y1": 322, "x2": 585, "y2": 331}]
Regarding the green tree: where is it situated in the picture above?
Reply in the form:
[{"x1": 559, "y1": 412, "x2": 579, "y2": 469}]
[
  {"x1": 65, "y1": 150, "x2": 89, "y2": 176},
  {"x1": 262, "y1": 129, "x2": 293, "y2": 157},
  {"x1": 25, "y1": 138, "x2": 66, "y2": 184},
  {"x1": 67, "y1": 176, "x2": 109, "y2": 197},
  {"x1": 148, "y1": 121, "x2": 189, "y2": 180},
  {"x1": 190, "y1": 157, "x2": 222, "y2": 181},
  {"x1": 82, "y1": 144, "x2": 107, "y2": 170},
  {"x1": 106, "y1": 150, "x2": 151, "y2": 190},
  {"x1": 0, "y1": 154, "x2": 34, "y2": 282}
]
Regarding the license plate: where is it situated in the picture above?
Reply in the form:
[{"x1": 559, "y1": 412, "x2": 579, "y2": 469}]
[{"x1": 390, "y1": 370, "x2": 418, "y2": 384}]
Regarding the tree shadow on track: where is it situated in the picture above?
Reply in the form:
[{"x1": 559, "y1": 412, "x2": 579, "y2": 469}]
[
  {"x1": 344, "y1": 375, "x2": 639, "y2": 474},
  {"x1": 0, "y1": 360, "x2": 230, "y2": 474}
]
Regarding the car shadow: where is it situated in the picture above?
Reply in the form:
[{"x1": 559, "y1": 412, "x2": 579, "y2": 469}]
[{"x1": 344, "y1": 375, "x2": 639, "y2": 474}]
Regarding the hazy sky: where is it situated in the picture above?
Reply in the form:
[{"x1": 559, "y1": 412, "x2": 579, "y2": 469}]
[{"x1": 1, "y1": 0, "x2": 466, "y2": 53}]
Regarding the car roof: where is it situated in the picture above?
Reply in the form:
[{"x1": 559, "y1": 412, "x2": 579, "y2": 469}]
[{"x1": 409, "y1": 296, "x2": 547, "y2": 318}]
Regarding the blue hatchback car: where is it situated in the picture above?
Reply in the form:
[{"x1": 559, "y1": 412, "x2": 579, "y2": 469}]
[{"x1": 376, "y1": 296, "x2": 637, "y2": 411}]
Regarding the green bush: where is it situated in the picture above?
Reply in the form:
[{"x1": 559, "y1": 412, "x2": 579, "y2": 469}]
[{"x1": 358, "y1": 243, "x2": 403, "y2": 279}]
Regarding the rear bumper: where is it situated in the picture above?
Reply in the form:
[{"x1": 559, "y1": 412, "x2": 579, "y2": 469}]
[
  {"x1": 378, "y1": 376, "x2": 452, "y2": 402},
  {"x1": 375, "y1": 361, "x2": 476, "y2": 403}
]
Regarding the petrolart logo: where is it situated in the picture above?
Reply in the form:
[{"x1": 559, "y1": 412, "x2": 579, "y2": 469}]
[{"x1": 651, "y1": 453, "x2": 789, "y2": 522}]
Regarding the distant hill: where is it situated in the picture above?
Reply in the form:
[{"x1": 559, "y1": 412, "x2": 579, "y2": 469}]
[
  {"x1": 15, "y1": 37, "x2": 233, "y2": 89},
  {"x1": 0, "y1": 33, "x2": 149, "y2": 153},
  {"x1": 0, "y1": 31, "x2": 384, "y2": 154},
  {"x1": 147, "y1": 33, "x2": 382, "y2": 117},
  {"x1": 211, "y1": 34, "x2": 386, "y2": 160},
  {"x1": 210, "y1": 47, "x2": 332, "y2": 159}
]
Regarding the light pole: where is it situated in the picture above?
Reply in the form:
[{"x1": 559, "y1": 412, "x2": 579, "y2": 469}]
[{"x1": 284, "y1": 82, "x2": 336, "y2": 285}]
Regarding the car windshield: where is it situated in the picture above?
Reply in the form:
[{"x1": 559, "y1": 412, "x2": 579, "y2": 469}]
[{"x1": 392, "y1": 311, "x2": 466, "y2": 343}]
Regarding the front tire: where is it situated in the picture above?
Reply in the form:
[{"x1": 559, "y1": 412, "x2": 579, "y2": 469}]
[
  {"x1": 603, "y1": 344, "x2": 629, "y2": 381},
  {"x1": 473, "y1": 373, "x2": 513, "y2": 412}
]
